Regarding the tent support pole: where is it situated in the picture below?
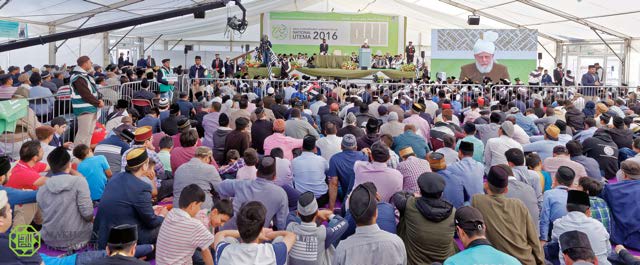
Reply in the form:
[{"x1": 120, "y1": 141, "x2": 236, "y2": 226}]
[
  {"x1": 169, "y1": 39, "x2": 183, "y2": 51},
  {"x1": 144, "y1": 34, "x2": 163, "y2": 53},
  {"x1": 537, "y1": 40, "x2": 556, "y2": 62},
  {"x1": 109, "y1": 25, "x2": 136, "y2": 52}
]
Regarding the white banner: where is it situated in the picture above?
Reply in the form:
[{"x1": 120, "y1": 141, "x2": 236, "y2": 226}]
[{"x1": 269, "y1": 20, "x2": 389, "y2": 46}]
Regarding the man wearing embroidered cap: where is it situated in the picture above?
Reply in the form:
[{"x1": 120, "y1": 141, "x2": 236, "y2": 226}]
[
  {"x1": 96, "y1": 147, "x2": 167, "y2": 249},
  {"x1": 334, "y1": 183, "x2": 406, "y2": 265},
  {"x1": 551, "y1": 190, "x2": 611, "y2": 265},
  {"x1": 472, "y1": 165, "x2": 544, "y2": 265},
  {"x1": 120, "y1": 126, "x2": 165, "y2": 182},
  {"x1": 459, "y1": 31, "x2": 510, "y2": 83},
  {"x1": 396, "y1": 146, "x2": 431, "y2": 193}
]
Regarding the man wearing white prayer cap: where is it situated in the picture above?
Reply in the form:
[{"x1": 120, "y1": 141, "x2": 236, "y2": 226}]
[{"x1": 459, "y1": 31, "x2": 510, "y2": 83}]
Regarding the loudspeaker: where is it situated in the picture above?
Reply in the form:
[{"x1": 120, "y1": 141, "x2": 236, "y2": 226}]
[
  {"x1": 421, "y1": 51, "x2": 425, "y2": 59},
  {"x1": 538, "y1": 52, "x2": 543, "y2": 60},
  {"x1": 467, "y1": 15, "x2": 480, "y2": 25},
  {"x1": 245, "y1": 44, "x2": 250, "y2": 52},
  {"x1": 194, "y1": 10, "x2": 205, "y2": 19},
  {"x1": 184, "y1": 45, "x2": 193, "y2": 54}
]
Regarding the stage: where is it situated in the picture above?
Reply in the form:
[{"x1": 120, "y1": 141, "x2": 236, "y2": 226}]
[{"x1": 246, "y1": 67, "x2": 417, "y2": 79}]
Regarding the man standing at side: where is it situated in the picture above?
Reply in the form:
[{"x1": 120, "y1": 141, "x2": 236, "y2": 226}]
[{"x1": 70, "y1": 56, "x2": 104, "y2": 146}]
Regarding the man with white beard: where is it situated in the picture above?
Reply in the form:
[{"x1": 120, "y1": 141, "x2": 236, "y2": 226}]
[{"x1": 459, "y1": 31, "x2": 510, "y2": 83}]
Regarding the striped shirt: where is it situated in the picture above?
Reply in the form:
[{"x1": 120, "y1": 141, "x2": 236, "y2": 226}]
[{"x1": 156, "y1": 208, "x2": 215, "y2": 265}]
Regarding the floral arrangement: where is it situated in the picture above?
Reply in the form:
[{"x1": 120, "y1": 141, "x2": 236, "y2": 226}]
[
  {"x1": 400, "y1": 63, "x2": 416, "y2": 72},
  {"x1": 341, "y1": 61, "x2": 358, "y2": 70},
  {"x1": 246, "y1": 59, "x2": 261, "y2": 68},
  {"x1": 290, "y1": 61, "x2": 301, "y2": 69},
  {"x1": 291, "y1": 73, "x2": 300, "y2": 80}
]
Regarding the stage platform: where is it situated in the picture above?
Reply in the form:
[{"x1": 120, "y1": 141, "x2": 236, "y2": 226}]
[{"x1": 247, "y1": 67, "x2": 417, "y2": 79}]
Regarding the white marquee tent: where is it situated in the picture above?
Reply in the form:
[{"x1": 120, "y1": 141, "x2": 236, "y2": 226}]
[{"x1": 1, "y1": 0, "x2": 640, "y2": 84}]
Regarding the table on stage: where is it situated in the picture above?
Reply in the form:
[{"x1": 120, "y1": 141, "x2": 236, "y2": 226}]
[{"x1": 315, "y1": 55, "x2": 351, "y2": 68}]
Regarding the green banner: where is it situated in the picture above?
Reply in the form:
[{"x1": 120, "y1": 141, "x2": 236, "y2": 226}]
[{"x1": 263, "y1": 11, "x2": 402, "y2": 56}]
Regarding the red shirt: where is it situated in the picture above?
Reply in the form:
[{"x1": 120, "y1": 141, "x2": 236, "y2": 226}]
[{"x1": 6, "y1": 161, "x2": 47, "y2": 190}]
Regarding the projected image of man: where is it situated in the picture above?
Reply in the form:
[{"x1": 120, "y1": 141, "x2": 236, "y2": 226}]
[{"x1": 459, "y1": 31, "x2": 510, "y2": 83}]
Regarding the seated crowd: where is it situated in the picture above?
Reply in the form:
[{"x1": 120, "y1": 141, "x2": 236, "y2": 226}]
[{"x1": 2, "y1": 56, "x2": 640, "y2": 265}]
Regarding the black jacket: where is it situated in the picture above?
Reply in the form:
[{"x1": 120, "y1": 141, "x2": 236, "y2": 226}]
[
  {"x1": 565, "y1": 107, "x2": 585, "y2": 131},
  {"x1": 583, "y1": 129, "x2": 619, "y2": 179},
  {"x1": 607, "y1": 127, "x2": 634, "y2": 149}
]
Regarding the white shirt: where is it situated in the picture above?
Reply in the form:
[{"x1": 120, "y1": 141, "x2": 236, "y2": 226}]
[
  {"x1": 484, "y1": 135, "x2": 523, "y2": 170},
  {"x1": 315, "y1": 134, "x2": 342, "y2": 161},
  {"x1": 310, "y1": 101, "x2": 326, "y2": 117},
  {"x1": 436, "y1": 147, "x2": 460, "y2": 166},
  {"x1": 552, "y1": 212, "x2": 611, "y2": 265},
  {"x1": 511, "y1": 124, "x2": 531, "y2": 145}
]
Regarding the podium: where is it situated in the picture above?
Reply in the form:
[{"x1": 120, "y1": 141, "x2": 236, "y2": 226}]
[{"x1": 359, "y1": 48, "x2": 371, "y2": 70}]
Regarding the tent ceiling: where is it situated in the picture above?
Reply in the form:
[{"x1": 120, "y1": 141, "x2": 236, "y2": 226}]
[{"x1": 0, "y1": 0, "x2": 639, "y2": 41}]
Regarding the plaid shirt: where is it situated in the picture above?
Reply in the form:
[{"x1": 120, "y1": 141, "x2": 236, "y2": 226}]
[
  {"x1": 397, "y1": 156, "x2": 431, "y2": 193},
  {"x1": 121, "y1": 144, "x2": 165, "y2": 181},
  {"x1": 218, "y1": 158, "x2": 245, "y2": 175},
  {"x1": 590, "y1": 196, "x2": 612, "y2": 233}
]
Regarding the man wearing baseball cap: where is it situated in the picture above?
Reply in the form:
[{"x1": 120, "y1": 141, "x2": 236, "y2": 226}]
[
  {"x1": 551, "y1": 190, "x2": 610, "y2": 265},
  {"x1": 472, "y1": 165, "x2": 544, "y2": 265},
  {"x1": 334, "y1": 183, "x2": 406, "y2": 265},
  {"x1": 444, "y1": 206, "x2": 520, "y2": 264},
  {"x1": 327, "y1": 134, "x2": 368, "y2": 210}
]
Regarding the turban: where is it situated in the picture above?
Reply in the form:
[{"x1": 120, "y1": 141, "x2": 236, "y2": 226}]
[{"x1": 473, "y1": 31, "x2": 499, "y2": 55}]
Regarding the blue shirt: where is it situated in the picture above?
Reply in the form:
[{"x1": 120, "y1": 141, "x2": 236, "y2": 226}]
[
  {"x1": 444, "y1": 241, "x2": 520, "y2": 265},
  {"x1": 574, "y1": 127, "x2": 597, "y2": 143},
  {"x1": 393, "y1": 131, "x2": 429, "y2": 159},
  {"x1": 447, "y1": 157, "x2": 485, "y2": 201},
  {"x1": 602, "y1": 180, "x2": 640, "y2": 249},
  {"x1": 137, "y1": 115, "x2": 161, "y2": 133},
  {"x1": 0, "y1": 186, "x2": 37, "y2": 209},
  {"x1": 455, "y1": 136, "x2": 484, "y2": 163},
  {"x1": 177, "y1": 99, "x2": 194, "y2": 117},
  {"x1": 513, "y1": 112, "x2": 539, "y2": 136},
  {"x1": 571, "y1": 155, "x2": 603, "y2": 181},
  {"x1": 523, "y1": 140, "x2": 560, "y2": 161},
  {"x1": 540, "y1": 186, "x2": 569, "y2": 240},
  {"x1": 77, "y1": 155, "x2": 110, "y2": 201},
  {"x1": 292, "y1": 152, "x2": 329, "y2": 197},
  {"x1": 328, "y1": 150, "x2": 368, "y2": 197},
  {"x1": 435, "y1": 169, "x2": 467, "y2": 209},
  {"x1": 291, "y1": 91, "x2": 307, "y2": 102}
]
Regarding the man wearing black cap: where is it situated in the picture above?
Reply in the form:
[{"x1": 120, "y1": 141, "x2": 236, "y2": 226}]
[
  {"x1": 94, "y1": 124, "x2": 134, "y2": 175},
  {"x1": 161, "y1": 103, "x2": 182, "y2": 136},
  {"x1": 558, "y1": 231, "x2": 598, "y2": 265},
  {"x1": 356, "y1": 118, "x2": 380, "y2": 151},
  {"x1": 93, "y1": 224, "x2": 148, "y2": 265},
  {"x1": 540, "y1": 166, "x2": 576, "y2": 243},
  {"x1": 550, "y1": 190, "x2": 610, "y2": 265},
  {"x1": 334, "y1": 183, "x2": 406, "y2": 265},
  {"x1": 444, "y1": 206, "x2": 520, "y2": 264},
  {"x1": 455, "y1": 122, "x2": 484, "y2": 163},
  {"x1": 472, "y1": 165, "x2": 544, "y2": 265},
  {"x1": 582, "y1": 128, "x2": 619, "y2": 179},
  {"x1": 391, "y1": 173, "x2": 457, "y2": 263},
  {"x1": 37, "y1": 147, "x2": 94, "y2": 251},
  {"x1": 447, "y1": 140, "x2": 484, "y2": 198},
  {"x1": 218, "y1": 156, "x2": 289, "y2": 230}
]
